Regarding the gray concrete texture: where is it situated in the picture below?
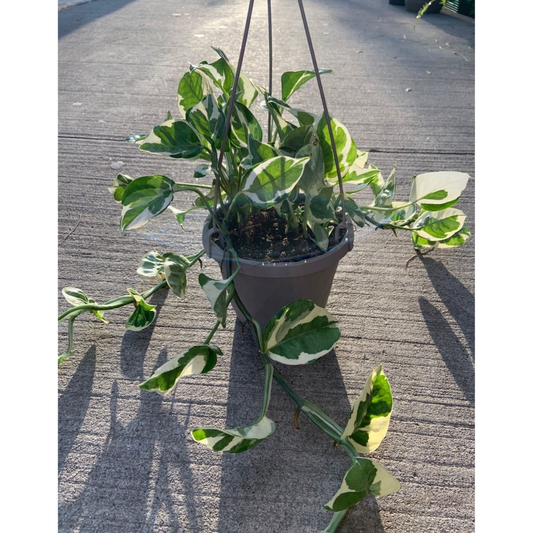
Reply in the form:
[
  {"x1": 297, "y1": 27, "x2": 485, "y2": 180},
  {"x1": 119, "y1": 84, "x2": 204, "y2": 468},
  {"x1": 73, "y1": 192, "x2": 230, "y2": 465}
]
[{"x1": 58, "y1": 0, "x2": 474, "y2": 531}]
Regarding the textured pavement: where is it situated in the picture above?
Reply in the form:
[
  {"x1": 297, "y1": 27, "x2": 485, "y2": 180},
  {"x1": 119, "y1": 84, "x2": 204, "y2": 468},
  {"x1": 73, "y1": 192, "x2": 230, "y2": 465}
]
[{"x1": 58, "y1": 1, "x2": 475, "y2": 531}]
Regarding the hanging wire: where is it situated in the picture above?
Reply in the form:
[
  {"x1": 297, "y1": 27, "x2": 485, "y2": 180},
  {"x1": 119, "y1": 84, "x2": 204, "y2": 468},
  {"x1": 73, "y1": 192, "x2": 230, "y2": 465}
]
[
  {"x1": 213, "y1": 0, "x2": 349, "y2": 239},
  {"x1": 212, "y1": 0, "x2": 256, "y2": 227},
  {"x1": 267, "y1": 0, "x2": 274, "y2": 143},
  {"x1": 296, "y1": 0, "x2": 349, "y2": 230}
]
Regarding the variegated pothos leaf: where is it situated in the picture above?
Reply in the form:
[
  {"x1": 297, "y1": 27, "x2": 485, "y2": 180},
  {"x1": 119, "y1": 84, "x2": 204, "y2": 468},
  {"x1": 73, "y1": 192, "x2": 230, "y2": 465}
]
[
  {"x1": 412, "y1": 208, "x2": 466, "y2": 242},
  {"x1": 241, "y1": 156, "x2": 309, "y2": 209},
  {"x1": 409, "y1": 171, "x2": 469, "y2": 211},
  {"x1": 324, "y1": 457, "x2": 400, "y2": 512},
  {"x1": 192, "y1": 415, "x2": 276, "y2": 454},
  {"x1": 139, "y1": 344, "x2": 221, "y2": 394},
  {"x1": 342, "y1": 365, "x2": 393, "y2": 453},
  {"x1": 125, "y1": 288, "x2": 156, "y2": 331},
  {"x1": 120, "y1": 175, "x2": 175, "y2": 230},
  {"x1": 262, "y1": 299, "x2": 340, "y2": 365}
]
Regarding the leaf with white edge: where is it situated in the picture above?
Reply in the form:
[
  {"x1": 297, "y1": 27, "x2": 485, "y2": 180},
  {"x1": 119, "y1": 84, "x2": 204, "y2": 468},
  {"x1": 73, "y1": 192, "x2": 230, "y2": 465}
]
[
  {"x1": 342, "y1": 365, "x2": 393, "y2": 453},
  {"x1": 138, "y1": 119, "x2": 205, "y2": 159},
  {"x1": 296, "y1": 142, "x2": 326, "y2": 196},
  {"x1": 412, "y1": 208, "x2": 466, "y2": 242},
  {"x1": 163, "y1": 254, "x2": 188, "y2": 298},
  {"x1": 268, "y1": 96, "x2": 317, "y2": 127},
  {"x1": 317, "y1": 113, "x2": 357, "y2": 179},
  {"x1": 120, "y1": 175, "x2": 175, "y2": 230},
  {"x1": 436, "y1": 223, "x2": 471, "y2": 248},
  {"x1": 341, "y1": 164, "x2": 381, "y2": 188},
  {"x1": 308, "y1": 186, "x2": 335, "y2": 223},
  {"x1": 229, "y1": 102, "x2": 262, "y2": 148},
  {"x1": 246, "y1": 135, "x2": 280, "y2": 167},
  {"x1": 344, "y1": 197, "x2": 366, "y2": 228},
  {"x1": 279, "y1": 125, "x2": 314, "y2": 155},
  {"x1": 412, "y1": 223, "x2": 471, "y2": 250},
  {"x1": 324, "y1": 457, "x2": 400, "y2": 512},
  {"x1": 192, "y1": 415, "x2": 276, "y2": 453},
  {"x1": 372, "y1": 168, "x2": 396, "y2": 209},
  {"x1": 139, "y1": 344, "x2": 221, "y2": 393},
  {"x1": 177, "y1": 69, "x2": 213, "y2": 117},
  {"x1": 309, "y1": 221, "x2": 331, "y2": 252},
  {"x1": 198, "y1": 268, "x2": 239, "y2": 327},
  {"x1": 109, "y1": 174, "x2": 133, "y2": 203},
  {"x1": 62, "y1": 287, "x2": 91, "y2": 307},
  {"x1": 125, "y1": 288, "x2": 156, "y2": 331},
  {"x1": 263, "y1": 299, "x2": 340, "y2": 365},
  {"x1": 241, "y1": 156, "x2": 309, "y2": 209},
  {"x1": 136, "y1": 250, "x2": 165, "y2": 278},
  {"x1": 194, "y1": 163, "x2": 212, "y2": 178},
  {"x1": 409, "y1": 171, "x2": 469, "y2": 211},
  {"x1": 281, "y1": 69, "x2": 333, "y2": 101},
  {"x1": 186, "y1": 94, "x2": 224, "y2": 142}
]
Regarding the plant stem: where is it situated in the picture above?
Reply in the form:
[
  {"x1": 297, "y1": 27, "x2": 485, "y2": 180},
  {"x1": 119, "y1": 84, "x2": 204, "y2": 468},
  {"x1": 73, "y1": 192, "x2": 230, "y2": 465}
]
[{"x1": 323, "y1": 510, "x2": 349, "y2": 533}]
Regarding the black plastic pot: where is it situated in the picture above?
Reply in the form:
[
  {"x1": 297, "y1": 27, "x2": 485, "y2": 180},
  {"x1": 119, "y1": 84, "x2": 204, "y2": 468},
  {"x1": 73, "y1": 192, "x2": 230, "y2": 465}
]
[
  {"x1": 405, "y1": 0, "x2": 443, "y2": 13},
  {"x1": 203, "y1": 218, "x2": 354, "y2": 329},
  {"x1": 389, "y1": 0, "x2": 405, "y2": 6}
]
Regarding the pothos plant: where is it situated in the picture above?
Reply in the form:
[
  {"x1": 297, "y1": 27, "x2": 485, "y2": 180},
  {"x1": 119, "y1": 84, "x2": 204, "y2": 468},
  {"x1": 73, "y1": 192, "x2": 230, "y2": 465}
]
[{"x1": 58, "y1": 48, "x2": 471, "y2": 531}]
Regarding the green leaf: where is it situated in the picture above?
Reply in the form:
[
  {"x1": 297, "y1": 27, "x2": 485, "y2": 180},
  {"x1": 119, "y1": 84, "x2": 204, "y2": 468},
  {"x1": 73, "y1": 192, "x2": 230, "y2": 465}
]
[
  {"x1": 163, "y1": 254, "x2": 189, "y2": 298},
  {"x1": 229, "y1": 101, "x2": 262, "y2": 148},
  {"x1": 192, "y1": 415, "x2": 276, "y2": 453},
  {"x1": 281, "y1": 69, "x2": 333, "y2": 101},
  {"x1": 267, "y1": 96, "x2": 317, "y2": 126},
  {"x1": 412, "y1": 222, "x2": 471, "y2": 251},
  {"x1": 198, "y1": 266, "x2": 239, "y2": 327},
  {"x1": 344, "y1": 197, "x2": 366, "y2": 227},
  {"x1": 245, "y1": 135, "x2": 280, "y2": 167},
  {"x1": 194, "y1": 163, "x2": 212, "y2": 178},
  {"x1": 138, "y1": 119, "x2": 204, "y2": 159},
  {"x1": 193, "y1": 362, "x2": 275, "y2": 453},
  {"x1": 324, "y1": 457, "x2": 400, "y2": 512},
  {"x1": 139, "y1": 344, "x2": 221, "y2": 394},
  {"x1": 372, "y1": 168, "x2": 396, "y2": 209},
  {"x1": 125, "y1": 288, "x2": 157, "y2": 331},
  {"x1": 279, "y1": 125, "x2": 314, "y2": 155},
  {"x1": 262, "y1": 299, "x2": 340, "y2": 365},
  {"x1": 108, "y1": 174, "x2": 133, "y2": 203},
  {"x1": 186, "y1": 94, "x2": 225, "y2": 142},
  {"x1": 412, "y1": 208, "x2": 466, "y2": 242},
  {"x1": 316, "y1": 113, "x2": 357, "y2": 179},
  {"x1": 409, "y1": 171, "x2": 469, "y2": 211},
  {"x1": 342, "y1": 366, "x2": 393, "y2": 453},
  {"x1": 241, "y1": 156, "x2": 309, "y2": 209},
  {"x1": 62, "y1": 287, "x2": 91, "y2": 307},
  {"x1": 308, "y1": 221, "x2": 331, "y2": 252},
  {"x1": 296, "y1": 142, "x2": 326, "y2": 196},
  {"x1": 136, "y1": 250, "x2": 165, "y2": 278},
  {"x1": 308, "y1": 186, "x2": 335, "y2": 223},
  {"x1": 196, "y1": 49, "x2": 258, "y2": 107},
  {"x1": 177, "y1": 69, "x2": 213, "y2": 117},
  {"x1": 120, "y1": 175, "x2": 175, "y2": 230}
]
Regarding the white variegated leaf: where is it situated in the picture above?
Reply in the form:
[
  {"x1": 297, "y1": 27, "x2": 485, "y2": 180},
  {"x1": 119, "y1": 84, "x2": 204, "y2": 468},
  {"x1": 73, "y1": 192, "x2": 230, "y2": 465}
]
[
  {"x1": 198, "y1": 269, "x2": 238, "y2": 327},
  {"x1": 317, "y1": 113, "x2": 357, "y2": 179},
  {"x1": 192, "y1": 416, "x2": 276, "y2": 453},
  {"x1": 120, "y1": 175, "x2": 175, "y2": 231},
  {"x1": 125, "y1": 288, "x2": 156, "y2": 331},
  {"x1": 409, "y1": 171, "x2": 469, "y2": 211},
  {"x1": 263, "y1": 300, "x2": 340, "y2": 365},
  {"x1": 412, "y1": 208, "x2": 466, "y2": 242},
  {"x1": 139, "y1": 344, "x2": 221, "y2": 394},
  {"x1": 163, "y1": 254, "x2": 189, "y2": 298},
  {"x1": 177, "y1": 69, "x2": 214, "y2": 117},
  {"x1": 241, "y1": 156, "x2": 309, "y2": 209},
  {"x1": 136, "y1": 250, "x2": 165, "y2": 277},
  {"x1": 342, "y1": 365, "x2": 393, "y2": 453},
  {"x1": 324, "y1": 457, "x2": 400, "y2": 512}
]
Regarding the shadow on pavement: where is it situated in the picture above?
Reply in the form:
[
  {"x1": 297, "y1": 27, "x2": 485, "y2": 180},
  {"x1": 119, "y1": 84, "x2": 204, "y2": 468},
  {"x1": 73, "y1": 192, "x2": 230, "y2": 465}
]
[
  {"x1": 216, "y1": 322, "x2": 385, "y2": 532},
  {"x1": 59, "y1": 0, "x2": 139, "y2": 40},
  {"x1": 418, "y1": 257, "x2": 474, "y2": 405},
  {"x1": 58, "y1": 345, "x2": 96, "y2": 474}
]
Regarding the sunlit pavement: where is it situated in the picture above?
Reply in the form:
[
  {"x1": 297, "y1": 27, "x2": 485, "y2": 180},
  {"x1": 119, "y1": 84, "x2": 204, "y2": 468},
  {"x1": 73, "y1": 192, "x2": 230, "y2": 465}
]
[{"x1": 58, "y1": 1, "x2": 474, "y2": 532}]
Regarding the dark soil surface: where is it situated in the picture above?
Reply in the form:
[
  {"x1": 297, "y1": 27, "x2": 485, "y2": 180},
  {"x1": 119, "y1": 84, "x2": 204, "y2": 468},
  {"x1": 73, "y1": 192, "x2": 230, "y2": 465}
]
[{"x1": 217, "y1": 208, "x2": 346, "y2": 262}]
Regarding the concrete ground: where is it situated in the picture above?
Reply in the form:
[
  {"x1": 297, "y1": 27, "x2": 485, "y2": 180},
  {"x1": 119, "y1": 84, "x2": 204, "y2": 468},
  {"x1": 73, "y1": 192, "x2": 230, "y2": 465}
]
[{"x1": 58, "y1": 1, "x2": 474, "y2": 531}]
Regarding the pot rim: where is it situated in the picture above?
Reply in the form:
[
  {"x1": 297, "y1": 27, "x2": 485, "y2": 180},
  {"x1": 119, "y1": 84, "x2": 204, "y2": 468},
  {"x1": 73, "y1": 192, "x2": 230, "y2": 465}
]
[{"x1": 202, "y1": 216, "x2": 354, "y2": 278}]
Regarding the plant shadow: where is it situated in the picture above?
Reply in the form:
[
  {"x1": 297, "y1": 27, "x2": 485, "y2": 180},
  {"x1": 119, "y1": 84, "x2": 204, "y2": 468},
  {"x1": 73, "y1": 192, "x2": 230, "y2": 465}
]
[
  {"x1": 59, "y1": 289, "x2": 201, "y2": 533},
  {"x1": 58, "y1": 345, "x2": 97, "y2": 475},
  {"x1": 418, "y1": 257, "x2": 475, "y2": 405},
  {"x1": 216, "y1": 321, "x2": 385, "y2": 533}
]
